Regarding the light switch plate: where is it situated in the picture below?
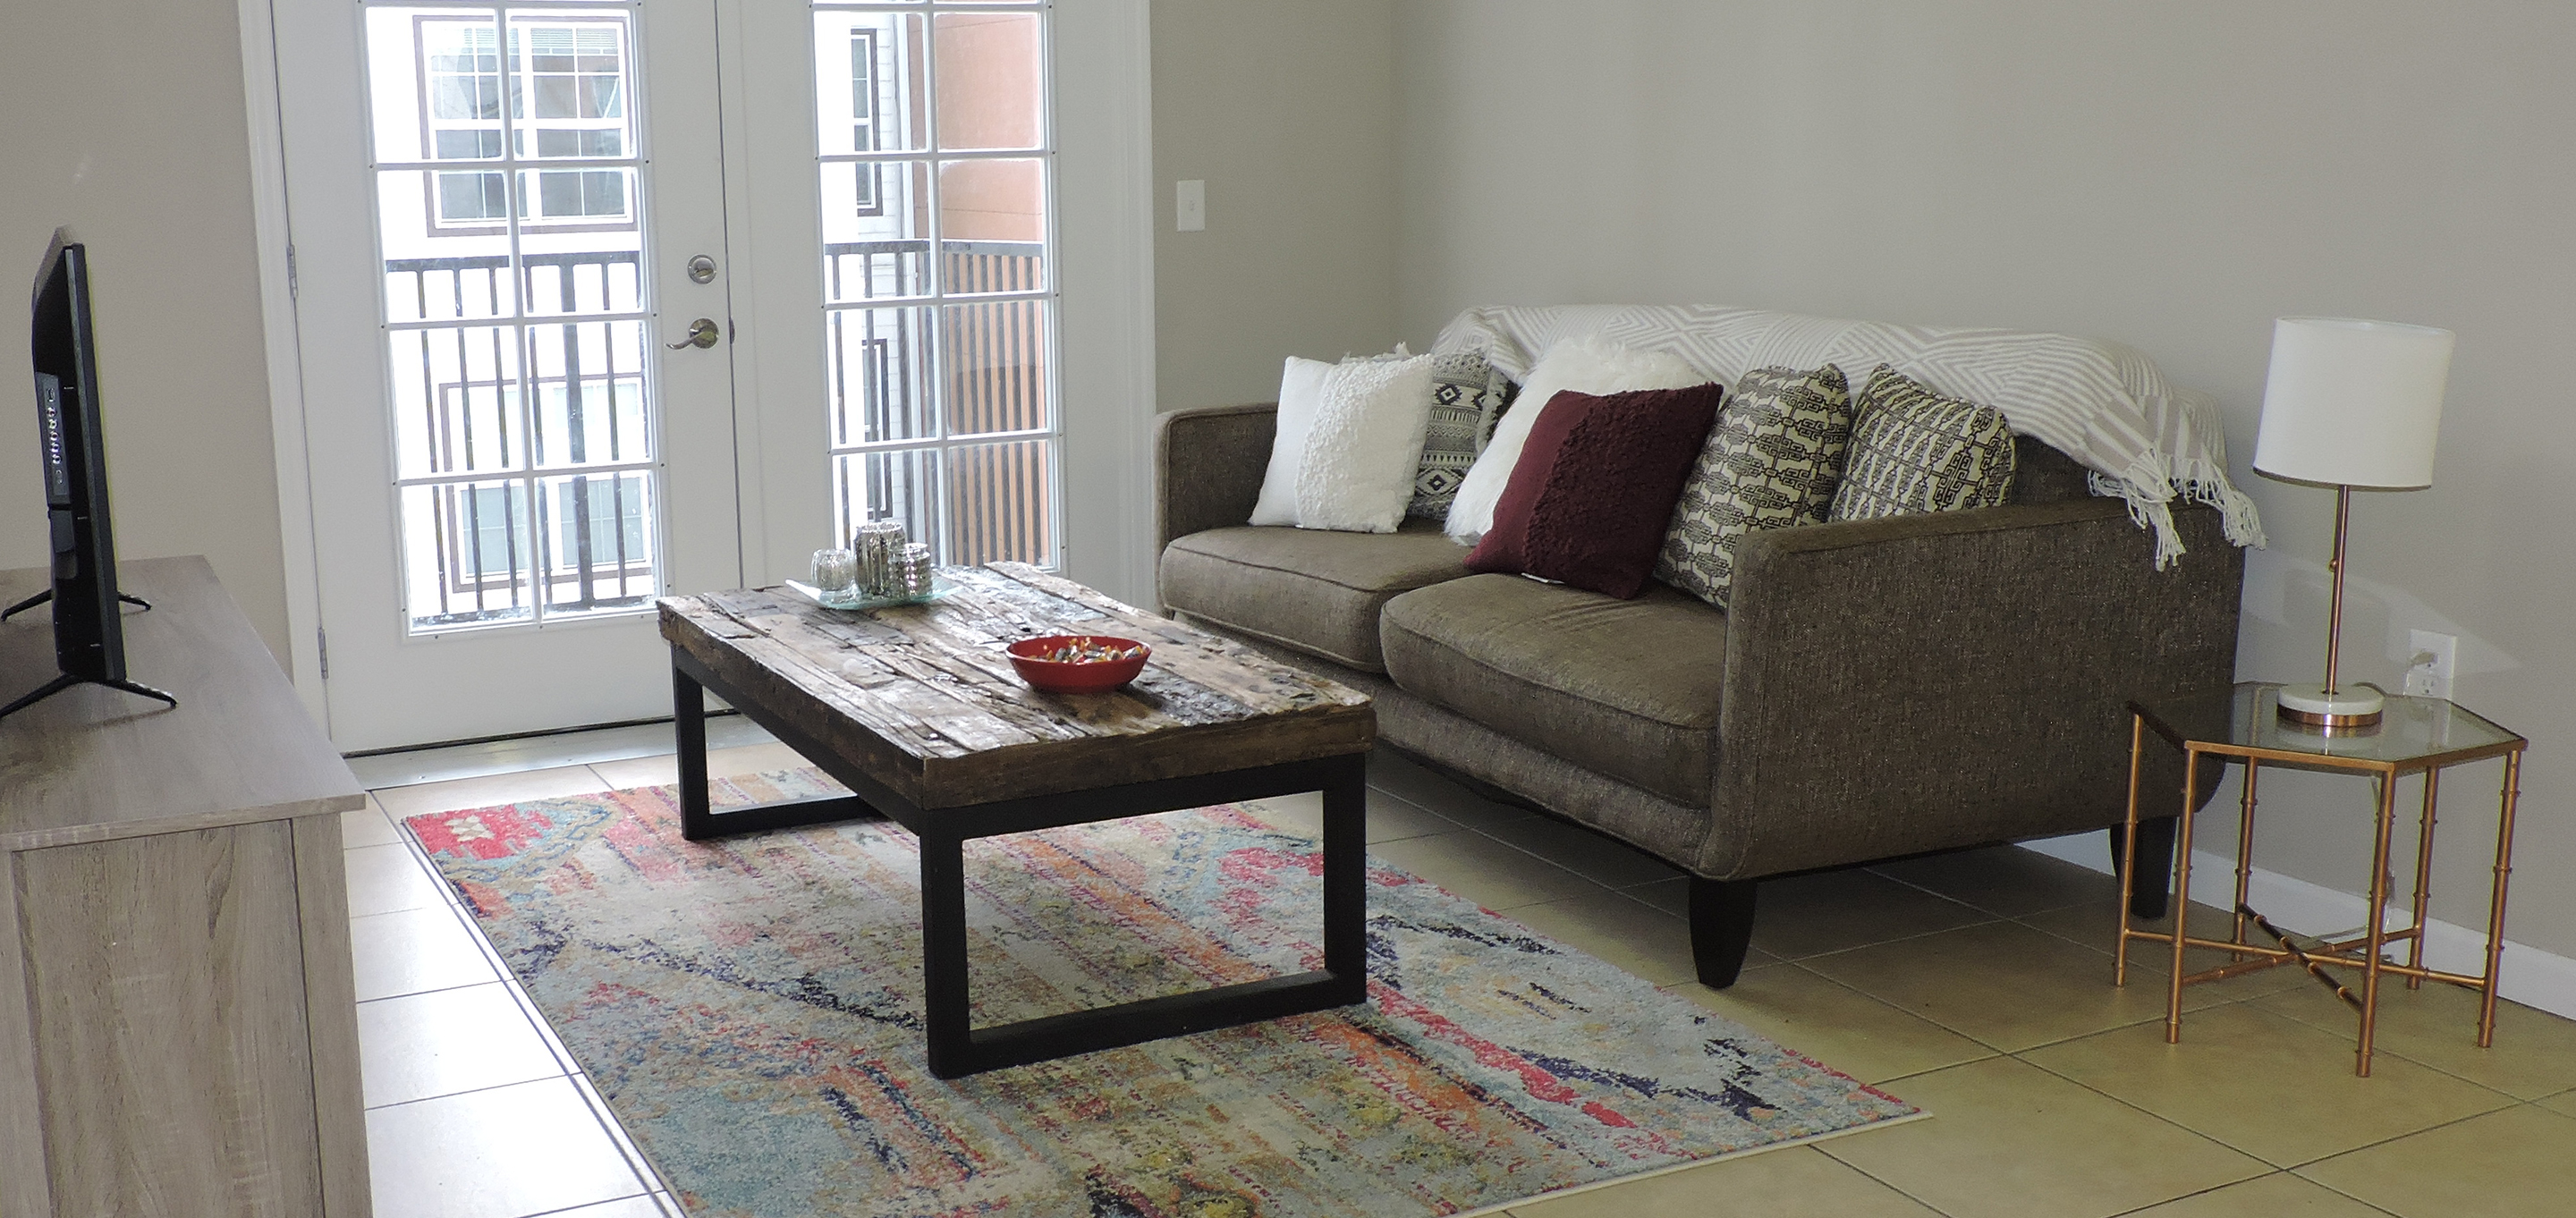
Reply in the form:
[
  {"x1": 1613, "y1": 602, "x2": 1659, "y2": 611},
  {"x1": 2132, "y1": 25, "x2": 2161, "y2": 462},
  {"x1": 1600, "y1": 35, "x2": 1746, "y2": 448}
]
[{"x1": 1175, "y1": 180, "x2": 1206, "y2": 232}]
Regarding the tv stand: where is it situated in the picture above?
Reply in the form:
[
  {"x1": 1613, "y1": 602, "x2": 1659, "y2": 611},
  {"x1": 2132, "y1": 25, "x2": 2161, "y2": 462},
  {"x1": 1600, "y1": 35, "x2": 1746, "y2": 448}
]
[
  {"x1": 0, "y1": 588, "x2": 152, "y2": 620},
  {"x1": 0, "y1": 672, "x2": 176, "y2": 722}
]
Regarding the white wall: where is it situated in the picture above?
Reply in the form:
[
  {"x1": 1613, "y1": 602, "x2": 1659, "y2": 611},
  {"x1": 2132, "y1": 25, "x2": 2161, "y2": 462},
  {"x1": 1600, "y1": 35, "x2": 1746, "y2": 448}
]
[
  {"x1": 1150, "y1": 0, "x2": 1400, "y2": 411},
  {"x1": 1390, "y1": 0, "x2": 2576, "y2": 957},
  {"x1": 0, "y1": 0, "x2": 294, "y2": 669}
]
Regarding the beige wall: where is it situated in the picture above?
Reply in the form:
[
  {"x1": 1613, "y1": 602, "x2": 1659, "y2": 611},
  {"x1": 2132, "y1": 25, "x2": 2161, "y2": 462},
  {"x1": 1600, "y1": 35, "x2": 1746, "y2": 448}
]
[
  {"x1": 1, "y1": 0, "x2": 293, "y2": 669},
  {"x1": 1150, "y1": 0, "x2": 1400, "y2": 411},
  {"x1": 1390, "y1": 0, "x2": 2576, "y2": 955}
]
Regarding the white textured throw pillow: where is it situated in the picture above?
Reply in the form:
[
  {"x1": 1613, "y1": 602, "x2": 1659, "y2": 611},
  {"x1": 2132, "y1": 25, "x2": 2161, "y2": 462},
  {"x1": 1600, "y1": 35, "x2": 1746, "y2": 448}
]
[
  {"x1": 1250, "y1": 357, "x2": 1335, "y2": 527},
  {"x1": 1443, "y1": 335, "x2": 1707, "y2": 542},
  {"x1": 1250, "y1": 353, "x2": 1439, "y2": 533}
]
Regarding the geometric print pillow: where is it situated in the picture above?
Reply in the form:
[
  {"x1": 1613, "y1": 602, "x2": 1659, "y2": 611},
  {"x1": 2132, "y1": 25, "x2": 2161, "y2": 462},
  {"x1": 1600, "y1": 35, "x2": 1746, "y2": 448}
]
[
  {"x1": 1826, "y1": 365, "x2": 2017, "y2": 522},
  {"x1": 1654, "y1": 363, "x2": 1852, "y2": 607},
  {"x1": 1407, "y1": 352, "x2": 1513, "y2": 520}
]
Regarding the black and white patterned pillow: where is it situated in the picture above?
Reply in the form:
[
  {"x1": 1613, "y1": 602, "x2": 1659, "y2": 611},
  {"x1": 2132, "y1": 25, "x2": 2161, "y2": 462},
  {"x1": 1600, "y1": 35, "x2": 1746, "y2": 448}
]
[
  {"x1": 1407, "y1": 353, "x2": 1512, "y2": 520},
  {"x1": 1655, "y1": 364, "x2": 1852, "y2": 607},
  {"x1": 1827, "y1": 365, "x2": 2017, "y2": 521}
]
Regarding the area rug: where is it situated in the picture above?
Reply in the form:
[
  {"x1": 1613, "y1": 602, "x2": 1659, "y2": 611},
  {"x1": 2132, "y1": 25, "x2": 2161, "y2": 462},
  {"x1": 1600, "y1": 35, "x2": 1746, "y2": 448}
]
[{"x1": 402, "y1": 770, "x2": 1918, "y2": 1217}]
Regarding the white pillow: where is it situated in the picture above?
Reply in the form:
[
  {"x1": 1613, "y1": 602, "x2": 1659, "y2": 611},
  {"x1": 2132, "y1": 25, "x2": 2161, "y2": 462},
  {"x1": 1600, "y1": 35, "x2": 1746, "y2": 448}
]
[
  {"x1": 1250, "y1": 357, "x2": 1335, "y2": 527},
  {"x1": 1292, "y1": 355, "x2": 1436, "y2": 532},
  {"x1": 1443, "y1": 335, "x2": 1708, "y2": 542}
]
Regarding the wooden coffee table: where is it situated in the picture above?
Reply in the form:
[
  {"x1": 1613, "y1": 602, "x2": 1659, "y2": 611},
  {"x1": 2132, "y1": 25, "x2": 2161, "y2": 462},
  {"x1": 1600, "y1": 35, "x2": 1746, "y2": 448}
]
[{"x1": 657, "y1": 562, "x2": 1375, "y2": 1078}]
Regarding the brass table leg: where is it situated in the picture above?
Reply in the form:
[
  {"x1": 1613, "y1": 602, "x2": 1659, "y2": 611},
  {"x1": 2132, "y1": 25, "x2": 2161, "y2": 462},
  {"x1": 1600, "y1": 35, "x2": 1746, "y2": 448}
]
[
  {"x1": 2481, "y1": 751, "x2": 2524, "y2": 1048},
  {"x1": 2408, "y1": 770, "x2": 2440, "y2": 991},
  {"x1": 2166, "y1": 749, "x2": 2201, "y2": 1045},
  {"x1": 2233, "y1": 760, "x2": 2260, "y2": 951},
  {"x1": 2359, "y1": 770, "x2": 2401, "y2": 1076},
  {"x1": 2117, "y1": 714, "x2": 2145, "y2": 987}
]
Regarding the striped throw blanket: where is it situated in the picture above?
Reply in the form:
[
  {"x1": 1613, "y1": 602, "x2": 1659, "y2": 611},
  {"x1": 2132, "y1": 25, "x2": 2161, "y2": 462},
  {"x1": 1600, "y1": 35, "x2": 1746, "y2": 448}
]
[{"x1": 1433, "y1": 304, "x2": 2263, "y2": 567}]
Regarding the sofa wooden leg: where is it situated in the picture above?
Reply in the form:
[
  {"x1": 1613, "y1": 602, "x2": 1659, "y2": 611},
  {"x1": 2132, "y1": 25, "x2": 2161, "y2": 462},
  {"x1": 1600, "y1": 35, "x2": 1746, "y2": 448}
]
[
  {"x1": 1687, "y1": 876, "x2": 1758, "y2": 989},
  {"x1": 2108, "y1": 816, "x2": 2178, "y2": 920}
]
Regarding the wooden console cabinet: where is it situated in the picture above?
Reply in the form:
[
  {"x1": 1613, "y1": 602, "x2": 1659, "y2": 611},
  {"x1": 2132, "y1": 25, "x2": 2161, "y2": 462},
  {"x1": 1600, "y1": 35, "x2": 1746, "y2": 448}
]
[{"x1": 0, "y1": 556, "x2": 369, "y2": 1217}]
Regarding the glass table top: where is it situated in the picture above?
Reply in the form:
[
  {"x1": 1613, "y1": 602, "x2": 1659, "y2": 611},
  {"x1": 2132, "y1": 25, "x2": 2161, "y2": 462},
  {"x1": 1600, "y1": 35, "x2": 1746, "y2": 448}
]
[{"x1": 2133, "y1": 682, "x2": 2523, "y2": 769}]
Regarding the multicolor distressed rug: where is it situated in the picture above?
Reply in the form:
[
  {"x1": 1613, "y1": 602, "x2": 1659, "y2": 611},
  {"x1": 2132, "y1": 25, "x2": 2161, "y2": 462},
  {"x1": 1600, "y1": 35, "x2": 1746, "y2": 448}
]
[{"x1": 403, "y1": 770, "x2": 1917, "y2": 1216}]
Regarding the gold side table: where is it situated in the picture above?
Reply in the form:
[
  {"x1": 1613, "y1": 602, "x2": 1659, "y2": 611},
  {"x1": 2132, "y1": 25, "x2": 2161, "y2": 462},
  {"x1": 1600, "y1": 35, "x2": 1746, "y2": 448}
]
[{"x1": 2117, "y1": 681, "x2": 2527, "y2": 1077}]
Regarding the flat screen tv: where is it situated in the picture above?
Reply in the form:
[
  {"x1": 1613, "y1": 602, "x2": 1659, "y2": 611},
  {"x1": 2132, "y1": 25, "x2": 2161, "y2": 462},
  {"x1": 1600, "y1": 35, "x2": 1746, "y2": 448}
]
[{"x1": 3, "y1": 230, "x2": 173, "y2": 721}]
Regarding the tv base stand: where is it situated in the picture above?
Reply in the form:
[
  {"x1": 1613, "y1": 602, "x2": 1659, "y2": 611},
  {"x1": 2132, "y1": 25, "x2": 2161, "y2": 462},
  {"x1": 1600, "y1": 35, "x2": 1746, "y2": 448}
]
[
  {"x1": 0, "y1": 588, "x2": 152, "y2": 621},
  {"x1": 0, "y1": 672, "x2": 176, "y2": 722}
]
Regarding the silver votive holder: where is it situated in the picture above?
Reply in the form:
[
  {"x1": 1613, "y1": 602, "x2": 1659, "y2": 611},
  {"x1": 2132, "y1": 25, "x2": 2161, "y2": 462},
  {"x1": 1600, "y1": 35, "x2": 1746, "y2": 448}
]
[
  {"x1": 852, "y1": 518, "x2": 907, "y2": 596},
  {"x1": 895, "y1": 543, "x2": 936, "y2": 598}
]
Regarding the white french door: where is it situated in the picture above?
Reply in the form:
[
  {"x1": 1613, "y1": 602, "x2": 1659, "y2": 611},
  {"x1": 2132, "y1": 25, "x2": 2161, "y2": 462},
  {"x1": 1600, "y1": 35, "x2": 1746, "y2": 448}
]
[{"x1": 274, "y1": 0, "x2": 1146, "y2": 751}]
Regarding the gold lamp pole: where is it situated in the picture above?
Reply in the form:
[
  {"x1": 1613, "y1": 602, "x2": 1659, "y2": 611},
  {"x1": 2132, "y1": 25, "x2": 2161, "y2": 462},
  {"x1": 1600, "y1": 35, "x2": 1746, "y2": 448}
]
[{"x1": 2252, "y1": 318, "x2": 2453, "y2": 731}]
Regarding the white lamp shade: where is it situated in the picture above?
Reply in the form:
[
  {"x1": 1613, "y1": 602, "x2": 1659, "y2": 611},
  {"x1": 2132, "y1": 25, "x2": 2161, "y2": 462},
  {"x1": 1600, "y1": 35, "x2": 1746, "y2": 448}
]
[{"x1": 2252, "y1": 317, "x2": 2453, "y2": 488}]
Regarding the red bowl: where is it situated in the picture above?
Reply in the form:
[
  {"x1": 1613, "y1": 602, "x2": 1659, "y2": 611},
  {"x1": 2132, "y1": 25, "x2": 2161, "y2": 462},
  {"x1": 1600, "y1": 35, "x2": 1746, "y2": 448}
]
[{"x1": 1005, "y1": 634, "x2": 1150, "y2": 693}]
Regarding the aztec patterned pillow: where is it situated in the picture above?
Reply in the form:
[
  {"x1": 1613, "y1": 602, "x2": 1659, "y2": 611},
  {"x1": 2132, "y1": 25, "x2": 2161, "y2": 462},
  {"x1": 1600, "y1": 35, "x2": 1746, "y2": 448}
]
[
  {"x1": 1407, "y1": 352, "x2": 1513, "y2": 520},
  {"x1": 1655, "y1": 363, "x2": 1852, "y2": 607},
  {"x1": 1827, "y1": 365, "x2": 2017, "y2": 522}
]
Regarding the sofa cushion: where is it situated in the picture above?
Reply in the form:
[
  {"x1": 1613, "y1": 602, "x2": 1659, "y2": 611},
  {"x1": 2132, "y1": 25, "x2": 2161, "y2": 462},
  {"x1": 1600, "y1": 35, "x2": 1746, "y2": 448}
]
[
  {"x1": 1160, "y1": 520, "x2": 1471, "y2": 672},
  {"x1": 1380, "y1": 574, "x2": 1724, "y2": 806},
  {"x1": 1657, "y1": 363, "x2": 1853, "y2": 609},
  {"x1": 1465, "y1": 382, "x2": 1725, "y2": 600},
  {"x1": 1829, "y1": 365, "x2": 2018, "y2": 521}
]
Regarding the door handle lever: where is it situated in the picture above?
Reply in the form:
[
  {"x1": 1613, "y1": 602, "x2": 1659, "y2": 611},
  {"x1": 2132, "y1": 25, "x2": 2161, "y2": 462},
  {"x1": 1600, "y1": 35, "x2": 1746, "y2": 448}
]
[{"x1": 667, "y1": 318, "x2": 722, "y2": 350}]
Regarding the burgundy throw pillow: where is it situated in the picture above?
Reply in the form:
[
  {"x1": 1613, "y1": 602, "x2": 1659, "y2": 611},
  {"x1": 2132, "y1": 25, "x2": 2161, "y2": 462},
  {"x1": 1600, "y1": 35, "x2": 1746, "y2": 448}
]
[{"x1": 1465, "y1": 383, "x2": 1725, "y2": 599}]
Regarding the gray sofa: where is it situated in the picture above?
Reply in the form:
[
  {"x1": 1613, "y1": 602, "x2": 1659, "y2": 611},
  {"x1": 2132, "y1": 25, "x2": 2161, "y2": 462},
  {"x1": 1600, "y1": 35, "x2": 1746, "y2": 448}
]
[{"x1": 1153, "y1": 403, "x2": 2241, "y2": 987}]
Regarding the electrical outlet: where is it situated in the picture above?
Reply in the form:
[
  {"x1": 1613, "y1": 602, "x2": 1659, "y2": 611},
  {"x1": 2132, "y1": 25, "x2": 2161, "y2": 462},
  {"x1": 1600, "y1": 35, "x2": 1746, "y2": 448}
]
[
  {"x1": 1175, "y1": 180, "x2": 1206, "y2": 232},
  {"x1": 2402, "y1": 629, "x2": 2456, "y2": 699}
]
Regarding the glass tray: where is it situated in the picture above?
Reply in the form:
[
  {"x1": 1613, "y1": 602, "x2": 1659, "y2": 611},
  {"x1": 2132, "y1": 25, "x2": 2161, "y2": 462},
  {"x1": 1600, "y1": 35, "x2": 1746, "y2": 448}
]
[{"x1": 783, "y1": 576, "x2": 957, "y2": 612}]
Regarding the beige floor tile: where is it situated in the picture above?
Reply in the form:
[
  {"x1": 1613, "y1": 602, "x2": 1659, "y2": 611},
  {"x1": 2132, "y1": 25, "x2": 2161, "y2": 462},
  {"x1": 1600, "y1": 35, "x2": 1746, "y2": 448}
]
[
  {"x1": 589, "y1": 740, "x2": 820, "y2": 791},
  {"x1": 343, "y1": 794, "x2": 401, "y2": 849},
  {"x1": 345, "y1": 842, "x2": 450, "y2": 918},
  {"x1": 2297, "y1": 1104, "x2": 2576, "y2": 1218},
  {"x1": 2253, "y1": 980, "x2": 2576, "y2": 1100},
  {"x1": 1507, "y1": 1146, "x2": 1937, "y2": 1216},
  {"x1": 350, "y1": 906, "x2": 500, "y2": 1002},
  {"x1": 1746, "y1": 869, "x2": 1996, "y2": 961},
  {"x1": 373, "y1": 762, "x2": 613, "y2": 822},
  {"x1": 1369, "y1": 830, "x2": 1604, "y2": 912},
  {"x1": 357, "y1": 981, "x2": 566, "y2": 1108},
  {"x1": 1818, "y1": 1056, "x2": 2263, "y2": 1218},
  {"x1": 1799, "y1": 919, "x2": 2237, "y2": 1053},
  {"x1": 1869, "y1": 843, "x2": 2124, "y2": 918},
  {"x1": 1365, "y1": 749, "x2": 1530, "y2": 825},
  {"x1": 365, "y1": 1077, "x2": 646, "y2": 1218},
  {"x1": 1668, "y1": 963, "x2": 1994, "y2": 1086},
  {"x1": 2539, "y1": 1088, "x2": 2576, "y2": 1119},
  {"x1": 1477, "y1": 815, "x2": 1684, "y2": 890},
  {"x1": 2123, "y1": 1171, "x2": 2393, "y2": 1216},
  {"x1": 1501, "y1": 889, "x2": 1699, "y2": 986},
  {"x1": 2021, "y1": 1002, "x2": 2513, "y2": 1167},
  {"x1": 1242, "y1": 788, "x2": 1462, "y2": 845}
]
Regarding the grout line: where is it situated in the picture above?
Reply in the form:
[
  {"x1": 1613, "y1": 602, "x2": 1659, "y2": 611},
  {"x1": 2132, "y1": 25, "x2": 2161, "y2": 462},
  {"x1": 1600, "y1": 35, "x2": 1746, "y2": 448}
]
[
  {"x1": 510, "y1": 1187, "x2": 657, "y2": 1218},
  {"x1": 361, "y1": 1072, "x2": 577, "y2": 1114}
]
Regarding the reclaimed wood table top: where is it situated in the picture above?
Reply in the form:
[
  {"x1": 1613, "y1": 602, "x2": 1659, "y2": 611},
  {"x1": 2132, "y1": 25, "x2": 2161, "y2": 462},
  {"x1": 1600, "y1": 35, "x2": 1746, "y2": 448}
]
[{"x1": 657, "y1": 562, "x2": 1373, "y2": 809}]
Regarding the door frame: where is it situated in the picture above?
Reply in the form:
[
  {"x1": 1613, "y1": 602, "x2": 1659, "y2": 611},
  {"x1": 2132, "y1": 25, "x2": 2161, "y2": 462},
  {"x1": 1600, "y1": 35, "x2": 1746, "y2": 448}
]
[{"x1": 234, "y1": 0, "x2": 1155, "y2": 741}]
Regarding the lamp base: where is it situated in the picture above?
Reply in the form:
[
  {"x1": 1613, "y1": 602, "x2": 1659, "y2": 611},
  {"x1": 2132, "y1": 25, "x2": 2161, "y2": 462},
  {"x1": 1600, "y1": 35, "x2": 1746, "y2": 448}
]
[{"x1": 2276, "y1": 682, "x2": 2385, "y2": 728}]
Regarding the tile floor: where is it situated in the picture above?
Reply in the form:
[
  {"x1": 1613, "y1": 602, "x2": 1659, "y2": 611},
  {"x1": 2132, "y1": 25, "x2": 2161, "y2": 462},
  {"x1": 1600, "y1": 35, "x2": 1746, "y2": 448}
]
[{"x1": 344, "y1": 723, "x2": 2576, "y2": 1217}]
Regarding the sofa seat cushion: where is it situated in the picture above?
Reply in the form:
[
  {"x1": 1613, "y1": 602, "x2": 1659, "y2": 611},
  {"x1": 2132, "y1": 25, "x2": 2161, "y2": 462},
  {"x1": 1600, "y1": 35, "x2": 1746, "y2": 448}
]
[
  {"x1": 1160, "y1": 520, "x2": 1472, "y2": 672},
  {"x1": 1380, "y1": 574, "x2": 1724, "y2": 806}
]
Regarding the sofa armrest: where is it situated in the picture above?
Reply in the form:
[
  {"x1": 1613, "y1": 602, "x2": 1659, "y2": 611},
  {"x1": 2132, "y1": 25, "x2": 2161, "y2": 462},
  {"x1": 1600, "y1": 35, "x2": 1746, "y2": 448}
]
[
  {"x1": 1154, "y1": 402, "x2": 1277, "y2": 553},
  {"x1": 1701, "y1": 499, "x2": 2243, "y2": 879}
]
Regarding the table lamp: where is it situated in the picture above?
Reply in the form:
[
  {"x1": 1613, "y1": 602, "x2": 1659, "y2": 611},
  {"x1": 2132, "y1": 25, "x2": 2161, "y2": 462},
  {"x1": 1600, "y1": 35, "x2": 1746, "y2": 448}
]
[{"x1": 2251, "y1": 317, "x2": 2453, "y2": 728}]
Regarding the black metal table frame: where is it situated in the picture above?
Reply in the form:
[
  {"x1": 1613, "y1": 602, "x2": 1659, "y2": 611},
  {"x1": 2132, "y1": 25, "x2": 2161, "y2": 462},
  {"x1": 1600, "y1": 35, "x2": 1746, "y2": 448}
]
[{"x1": 670, "y1": 647, "x2": 1368, "y2": 1078}]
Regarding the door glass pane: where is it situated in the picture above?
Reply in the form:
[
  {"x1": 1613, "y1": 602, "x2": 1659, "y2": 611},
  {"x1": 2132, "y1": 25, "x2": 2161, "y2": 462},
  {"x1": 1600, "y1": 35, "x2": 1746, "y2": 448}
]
[
  {"x1": 940, "y1": 300, "x2": 1045, "y2": 437},
  {"x1": 833, "y1": 449, "x2": 938, "y2": 559},
  {"x1": 391, "y1": 325, "x2": 524, "y2": 479},
  {"x1": 367, "y1": 1, "x2": 665, "y2": 634},
  {"x1": 811, "y1": 11, "x2": 928, "y2": 156},
  {"x1": 810, "y1": 3, "x2": 1055, "y2": 571},
  {"x1": 401, "y1": 479, "x2": 535, "y2": 627},
  {"x1": 538, "y1": 470, "x2": 659, "y2": 613},
  {"x1": 827, "y1": 306, "x2": 936, "y2": 446},
  {"x1": 932, "y1": 12, "x2": 1041, "y2": 152},
  {"x1": 945, "y1": 438, "x2": 1050, "y2": 566}
]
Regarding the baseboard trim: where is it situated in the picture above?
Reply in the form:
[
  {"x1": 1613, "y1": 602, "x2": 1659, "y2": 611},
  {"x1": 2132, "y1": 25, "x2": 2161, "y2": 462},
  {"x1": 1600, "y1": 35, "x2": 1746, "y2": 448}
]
[{"x1": 2020, "y1": 833, "x2": 2576, "y2": 1022}]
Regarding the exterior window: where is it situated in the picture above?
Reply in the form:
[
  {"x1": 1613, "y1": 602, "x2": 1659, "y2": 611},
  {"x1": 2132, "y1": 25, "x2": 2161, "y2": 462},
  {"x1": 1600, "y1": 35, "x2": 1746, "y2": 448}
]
[
  {"x1": 850, "y1": 30, "x2": 881, "y2": 215},
  {"x1": 422, "y1": 18, "x2": 631, "y2": 229}
]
